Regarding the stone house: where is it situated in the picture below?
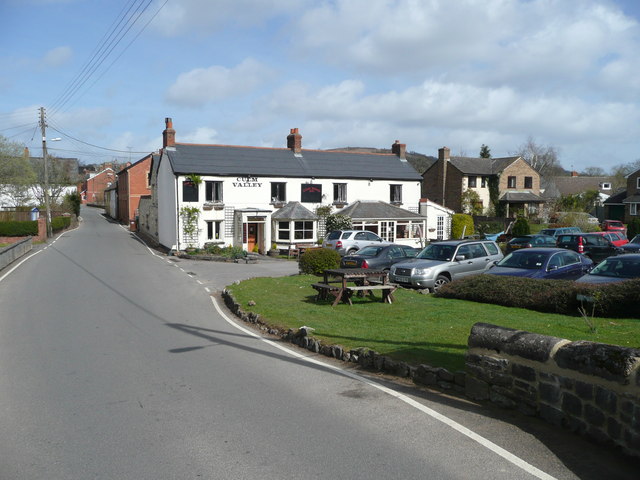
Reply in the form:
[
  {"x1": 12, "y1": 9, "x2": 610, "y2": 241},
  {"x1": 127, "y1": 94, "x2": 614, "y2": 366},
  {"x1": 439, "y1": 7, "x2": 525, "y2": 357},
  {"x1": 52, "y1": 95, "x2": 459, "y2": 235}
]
[
  {"x1": 137, "y1": 118, "x2": 452, "y2": 253},
  {"x1": 422, "y1": 147, "x2": 544, "y2": 217}
]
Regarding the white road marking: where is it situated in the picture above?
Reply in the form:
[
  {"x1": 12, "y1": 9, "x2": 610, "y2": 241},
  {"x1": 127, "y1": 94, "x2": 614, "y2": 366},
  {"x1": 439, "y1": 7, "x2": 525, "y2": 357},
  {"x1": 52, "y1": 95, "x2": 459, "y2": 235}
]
[{"x1": 210, "y1": 296, "x2": 557, "y2": 480}]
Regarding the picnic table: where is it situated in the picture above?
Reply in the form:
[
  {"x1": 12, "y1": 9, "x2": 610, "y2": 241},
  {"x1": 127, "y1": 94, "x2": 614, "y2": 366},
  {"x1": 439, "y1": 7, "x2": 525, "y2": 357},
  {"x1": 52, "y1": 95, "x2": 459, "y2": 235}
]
[{"x1": 311, "y1": 268, "x2": 397, "y2": 306}]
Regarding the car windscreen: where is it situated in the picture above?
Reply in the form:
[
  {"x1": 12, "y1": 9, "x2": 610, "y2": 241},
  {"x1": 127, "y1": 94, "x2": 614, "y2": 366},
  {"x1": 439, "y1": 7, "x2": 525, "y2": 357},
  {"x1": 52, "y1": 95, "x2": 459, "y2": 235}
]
[
  {"x1": 540, "y1": 229, "x2": 555, "y2": 236},
  {"x1": 326, "y1": 231, "x2": 342, "y2": 240},
  {"x1": 355, "y1": 246, "x2": 383, "y2": 256},
  {"x1": 497, "y1": 251, "x2": 546, "y2": 269},
  {"x1": 588, "y1": 258, "x2": 640, "y2": 278},
  {"x1": 631, "y1": 235, "x2": 640, "y2": 244},
  {"x1": 417, "y1": 244, "x2": 455, "y2": 261},
  {"x1": 509, "y1": 236, "x2": 531, "y2": 244}
]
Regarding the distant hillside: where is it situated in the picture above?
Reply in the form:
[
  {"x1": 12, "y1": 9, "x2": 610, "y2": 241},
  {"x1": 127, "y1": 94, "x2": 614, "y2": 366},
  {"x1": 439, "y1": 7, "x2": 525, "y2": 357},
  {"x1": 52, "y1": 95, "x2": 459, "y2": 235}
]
[{"x1": 325, "y1": 147, "x2": 436, "y2": 175}]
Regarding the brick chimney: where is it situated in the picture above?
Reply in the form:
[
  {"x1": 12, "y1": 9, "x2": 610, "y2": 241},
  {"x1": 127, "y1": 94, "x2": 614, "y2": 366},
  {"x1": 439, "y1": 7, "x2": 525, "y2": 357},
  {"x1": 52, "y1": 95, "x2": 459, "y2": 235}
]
[
  {"x1": 163, "y1": 117, "x2": 176, "y2": 148},
  {"x1": 287, "y1": 128, "x2": 302, "y2": 154},
  {"x1": 571, "y1": 171, "x2": 578, "y2": 177},
  {"x1": 438, "y1": 146, "x2": 450, "y2": 162},
  {"x1": 391, "y1": 140, "x2": 406, "y2": 160}
]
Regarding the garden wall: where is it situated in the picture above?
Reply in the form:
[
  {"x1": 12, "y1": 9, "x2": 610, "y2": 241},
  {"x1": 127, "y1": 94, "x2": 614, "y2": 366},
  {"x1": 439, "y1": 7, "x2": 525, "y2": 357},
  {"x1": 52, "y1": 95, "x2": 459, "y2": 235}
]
[
  {"x1": 0, "y1": 237, "x2": 32, "y2": 271},
  {"x1": 466, "y1": 323, "x2": 640, "y2": 458}
]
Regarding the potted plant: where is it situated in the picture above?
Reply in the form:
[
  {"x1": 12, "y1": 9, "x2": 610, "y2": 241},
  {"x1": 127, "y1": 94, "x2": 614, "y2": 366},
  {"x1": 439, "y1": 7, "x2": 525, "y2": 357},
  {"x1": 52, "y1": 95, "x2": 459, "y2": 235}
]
[{"x1": 268, "y1": 243, "x2": 279, "y2": 257}]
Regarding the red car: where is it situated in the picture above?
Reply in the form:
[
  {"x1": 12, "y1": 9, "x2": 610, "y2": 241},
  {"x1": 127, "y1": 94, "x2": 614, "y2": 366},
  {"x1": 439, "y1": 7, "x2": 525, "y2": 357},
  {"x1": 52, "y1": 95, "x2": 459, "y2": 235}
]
[
  {"x1": 601, "y1": 219, "x2": 627, "y2": 235},
  {"x1": 588, "y1": 231, "x2": 629, "y2": 247}
]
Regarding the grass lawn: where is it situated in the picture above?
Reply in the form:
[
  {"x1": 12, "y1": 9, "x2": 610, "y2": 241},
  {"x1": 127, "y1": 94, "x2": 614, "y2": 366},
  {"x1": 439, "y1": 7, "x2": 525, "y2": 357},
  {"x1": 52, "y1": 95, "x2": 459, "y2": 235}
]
[{"x1": 227, "y1": 274, "x2": 640, "y2": 372}]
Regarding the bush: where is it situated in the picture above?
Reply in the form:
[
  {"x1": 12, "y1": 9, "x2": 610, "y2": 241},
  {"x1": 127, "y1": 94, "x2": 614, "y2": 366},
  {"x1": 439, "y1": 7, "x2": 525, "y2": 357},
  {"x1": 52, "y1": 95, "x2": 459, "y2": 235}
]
[
  {"x1": 63, "y1": 191, "x2": 81, "y2": 217},
  {"x1": 299, "y1": 248, "x2": 341, "y2": 275},
  {"x1": 434, "y1": 274, "x2": 640, "y2": 318},
  {"x1": 451, "y1": 214, "x2": 474, "y2": 239},
  {"x1": 51, "y1": 216, "x2": 71, "y2": 232},
  {"x1": 627, "y1": 218, "x2": 640, "y2": 239},
  {"x1": 204, "y1": 244, "x2": 246, "y2": 258},
  {"x1": 511, "y1": 216, "x2": 530, "y2": 236},
  {"x1": 0, "y1": 221, "x2": 38, "y2": 236}
]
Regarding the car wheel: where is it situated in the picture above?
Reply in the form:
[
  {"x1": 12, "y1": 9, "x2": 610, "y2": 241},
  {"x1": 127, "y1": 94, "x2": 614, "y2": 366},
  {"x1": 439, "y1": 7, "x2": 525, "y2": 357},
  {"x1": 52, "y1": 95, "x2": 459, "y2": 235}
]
[
  {"x1": 432, "y1": 275, "x2": 450, "y2": 292},
  {"x1": 347, "y1": 248, "x2": 358, "y2": 255}
]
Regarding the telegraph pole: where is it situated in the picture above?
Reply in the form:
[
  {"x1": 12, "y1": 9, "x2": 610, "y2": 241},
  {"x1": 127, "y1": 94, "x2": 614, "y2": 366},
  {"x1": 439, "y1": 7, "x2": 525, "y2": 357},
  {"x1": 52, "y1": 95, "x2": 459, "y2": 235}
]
[{"x1": 39, "y1": 107, "x2": 52, "y2": 238}]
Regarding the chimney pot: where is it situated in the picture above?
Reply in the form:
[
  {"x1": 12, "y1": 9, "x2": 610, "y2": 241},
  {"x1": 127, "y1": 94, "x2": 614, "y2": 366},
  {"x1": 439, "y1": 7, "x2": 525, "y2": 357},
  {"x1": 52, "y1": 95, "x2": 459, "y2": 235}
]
[{"x1": 163, "y1": 117, "x2": 176, "y2": 148}]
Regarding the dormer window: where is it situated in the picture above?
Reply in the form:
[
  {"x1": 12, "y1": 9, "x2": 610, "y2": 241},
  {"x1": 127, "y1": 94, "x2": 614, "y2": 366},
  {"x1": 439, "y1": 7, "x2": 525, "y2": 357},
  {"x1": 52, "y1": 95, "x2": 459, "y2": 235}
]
[{"x1": 600, "y1": 182, "x2": 611, "y2": 190}]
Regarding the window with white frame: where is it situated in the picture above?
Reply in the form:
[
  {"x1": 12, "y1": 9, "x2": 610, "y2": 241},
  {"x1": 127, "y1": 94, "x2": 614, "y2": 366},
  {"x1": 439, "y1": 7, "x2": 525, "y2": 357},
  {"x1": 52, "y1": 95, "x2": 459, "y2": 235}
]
[
  {"x1": 395, "y1": 221, "x2": 424, "y2": 239},
  {"x1": 390, "y1": 184, "x2": 402, "y2": 203},
  {"x1": 637, "y1": 177, "x2": 640, "y2": 189},
  {"x1": 294, "y1": 221, "x2": 313, "y2": 240},
  {"x1": 333, "y1": 183, "x2": 347, "y2": 203},
  {"x1": 277, "y1": 221, "x2": 290, "y2": 240},
  {"x1": 437, "y1": 216, "x2": 445, "y2": 240},
  {"x1": 481, "y1": 176, "x2": 488, "y2": 188},
  {"x1": 271, "y1": 182, "x2": 286, "y2": 203},
  {"x1": 205, "y1": 181, "x2": 223, "y2": 202},
  {"x1": 468, "y1": 176, "x2": 477, "y2": 188},
  {"x1": 507, "y1": 176, "x2": 516, "y2": 188},
  {"x1": 206, "y1": 220, "x2": 223, "y2": 240},
  {"x1": 631, "y1": 203, "x2": 638, "y2": 216},
  {"x1": 182, "y1": 180, "x2": 199, "y2": 202}
]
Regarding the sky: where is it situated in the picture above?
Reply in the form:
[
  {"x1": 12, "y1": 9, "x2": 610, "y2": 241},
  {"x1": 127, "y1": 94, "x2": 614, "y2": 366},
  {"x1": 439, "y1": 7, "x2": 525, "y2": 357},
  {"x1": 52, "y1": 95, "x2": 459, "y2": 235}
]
[{"x1": 1, "y1": 0, "x2": 640, "y2": 173}]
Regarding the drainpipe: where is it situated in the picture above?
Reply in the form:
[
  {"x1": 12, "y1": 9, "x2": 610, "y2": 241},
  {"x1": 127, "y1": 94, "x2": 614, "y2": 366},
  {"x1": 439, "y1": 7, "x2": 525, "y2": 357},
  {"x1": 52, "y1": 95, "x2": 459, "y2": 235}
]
[{"x1": 175, "y1": 175, "x2": 180, "y2": 253}]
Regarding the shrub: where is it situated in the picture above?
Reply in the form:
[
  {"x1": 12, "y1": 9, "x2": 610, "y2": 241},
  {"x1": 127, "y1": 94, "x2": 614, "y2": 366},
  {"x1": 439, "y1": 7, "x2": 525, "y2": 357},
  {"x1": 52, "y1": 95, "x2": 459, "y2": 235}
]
[
  {"x1": 434, "y1": 275, "x2": 640, "y2": 318},
  {"x1": 451, "y1": 214, "x2": 474, "y2": 239},
  {"x1": 627, "y1": 218, "x2": 640, "y2": 239},
  {"x1": 51, "y1": 216, "x2": 71, "y2": 232},
  {"x1": 299, "y1": 248, "x2": 341, "y2": 275},
  {"x1": 511, "y1": 216, "x2": 530, "y2": 236},
  {"x1": 204, "y1": 244, "x2": 246, "y2": 258},
  {"x1": 0, "y1": 221, "x2": 38, "y2": 236},
  {"x1": 325, "y1": 214, "x2": 352, "y2": 233}
]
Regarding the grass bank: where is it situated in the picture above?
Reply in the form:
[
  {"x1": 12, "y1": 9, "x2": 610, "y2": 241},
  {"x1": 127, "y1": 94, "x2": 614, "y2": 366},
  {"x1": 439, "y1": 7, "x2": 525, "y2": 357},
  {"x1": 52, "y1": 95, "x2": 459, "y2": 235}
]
[{"x1": 227, "y1": 274, "x2": 640, "y2": 372}]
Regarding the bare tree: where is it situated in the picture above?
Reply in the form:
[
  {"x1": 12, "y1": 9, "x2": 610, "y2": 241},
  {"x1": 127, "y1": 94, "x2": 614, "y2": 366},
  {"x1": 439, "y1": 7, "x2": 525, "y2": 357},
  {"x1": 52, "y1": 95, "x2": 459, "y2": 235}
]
[
  {"x1": 0, "y1": 135, "x2": 36, "y2": 206},
  {"x1": 581, "y1": 167, "x2": 606, "y2": 176},
  {"x1": 513, "y1": 136, "x2": 562, "y2": 178},
  {"x1": 29, "y1": 155, "x2": 77, "y2": 206}
]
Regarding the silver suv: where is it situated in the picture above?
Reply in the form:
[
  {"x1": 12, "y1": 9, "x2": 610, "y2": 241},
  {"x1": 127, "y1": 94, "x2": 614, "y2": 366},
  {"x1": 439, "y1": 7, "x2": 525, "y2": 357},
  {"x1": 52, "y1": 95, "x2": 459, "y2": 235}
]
[
  {"x1": 389, "y1": 239, "x2": 503, "y2": 292},
  {"x1": 322, "y1": 230, "x2": 389, "y2": 255}
]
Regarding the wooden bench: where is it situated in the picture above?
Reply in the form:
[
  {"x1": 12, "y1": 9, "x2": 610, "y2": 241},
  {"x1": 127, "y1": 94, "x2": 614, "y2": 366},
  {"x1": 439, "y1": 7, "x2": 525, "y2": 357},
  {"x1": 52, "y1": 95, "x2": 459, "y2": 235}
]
[
  {"x1": 344, "y1": 284, "x2": 397, "y2": 304},
  {"x1": 311, "y1": 283, "x2": 341, "y2": 301}
]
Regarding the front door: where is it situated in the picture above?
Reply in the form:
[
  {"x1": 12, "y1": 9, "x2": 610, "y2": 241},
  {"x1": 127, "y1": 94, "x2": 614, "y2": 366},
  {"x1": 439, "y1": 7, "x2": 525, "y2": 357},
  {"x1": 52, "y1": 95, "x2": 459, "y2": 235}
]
[{"x1": 247, "y1": 223, "x2": 258, "y2": 252}]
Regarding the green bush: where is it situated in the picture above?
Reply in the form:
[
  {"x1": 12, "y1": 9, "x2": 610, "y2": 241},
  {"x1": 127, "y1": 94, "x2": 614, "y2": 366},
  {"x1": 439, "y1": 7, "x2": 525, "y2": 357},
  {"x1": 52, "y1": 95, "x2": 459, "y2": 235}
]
[
  {"x1": 627, "y1": 218, "x2": 640, "y2": 239},
  {"x1": 299, "y1": 248, "x2": 341, "y2": 275},
  {"x1": 204, "y1": 244, "x2": 246, "y2": 258},
  {"x1": 434, "y1": 275, "x2": 640, "y2": 318},
  {"x1": 51, "y1": 216, "x2": 71, "y2": 232},
  {"x1": 451, "y1": 214, "x2": 474, "y2": 239},
  {"x1": 0, "y1": 221, "x2": 38, "y2": 236},
  {"x1": 63, "y1": 191, "x2": 81, "y2": 217},
  {"x1": 511, "y1": 216, "x2": 530, "y2": 236}
]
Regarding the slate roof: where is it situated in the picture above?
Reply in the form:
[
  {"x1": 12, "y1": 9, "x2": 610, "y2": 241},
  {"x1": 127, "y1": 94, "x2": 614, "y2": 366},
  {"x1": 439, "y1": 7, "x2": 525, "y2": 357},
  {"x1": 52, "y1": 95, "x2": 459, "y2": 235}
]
[
  {"x1": 604, "y1": 190, "x2": 628, "y2": 205},
  {"x1": 446, "y1": 156, "x2": 520, "y2": 175},
  {"x1": 163, "y1": 144, "x2": 422, "y2": 181},
  {"x1": 623, "y1": 194, "x2": 640, "y2": 203},
  {"x1": 546, "y1": 176, "x2": 615, "y2": 197},
  {"x1": 499, "y1": 191, "x2": 545, "y2": 203},
  {"x1": 339, "y1": 200, "x2": 426, "y2": 220},
  {"x1": 271, "y1": 202, "x2": 317, "y2": 220}
]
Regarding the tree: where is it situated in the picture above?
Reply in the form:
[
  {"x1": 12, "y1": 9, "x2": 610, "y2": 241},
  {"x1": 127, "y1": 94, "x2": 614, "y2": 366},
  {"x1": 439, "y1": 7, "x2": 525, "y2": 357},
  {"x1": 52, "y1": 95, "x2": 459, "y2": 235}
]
[
  {"x1": 513, "y1": 136, "x2": 562, "y2": 178},
  {"x1": 511, "y1": 217, "x2": 530, "y2": 236},
  {"x1": 580, "y1": 167, "x2": 605, "y2": 176},
  {"x1": 479, "y1": 144, "x2": 491, "y2": 158},
  {"x1": 461, "y1": 189, "x2": 483, "y2": 215},
  {"x1": 325, "y1": 213, "x2": 352, "y2": 233},
  {"x1": 0, "y1": 135, "x2": 36, "y2": 206},
  {"x1": 29, "y1": 155, "x2": 77, "y2": 207},
  {"x1": 610, "y1": 159, "x2": 640, "y2": 191},
  {"x1": 451, "y1": 214, "x2": 474, "y2": 239}
]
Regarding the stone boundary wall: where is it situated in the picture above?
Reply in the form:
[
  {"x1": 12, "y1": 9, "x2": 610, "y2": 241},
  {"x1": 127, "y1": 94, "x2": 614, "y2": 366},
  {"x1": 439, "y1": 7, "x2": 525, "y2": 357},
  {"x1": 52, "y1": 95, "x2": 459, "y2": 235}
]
[
  {"x1": 0, "y1": 237, "x2": 32, "y2": 271},
  {"x1": 466, "y1": 322, "x2": 640, "y2": 458}
]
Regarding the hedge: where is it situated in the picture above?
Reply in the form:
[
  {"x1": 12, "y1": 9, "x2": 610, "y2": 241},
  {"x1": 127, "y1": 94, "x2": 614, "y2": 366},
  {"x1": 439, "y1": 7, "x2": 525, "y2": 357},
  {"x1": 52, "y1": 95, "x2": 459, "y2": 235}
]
[
  {"x1": 299, "y1": 248, "x2": 341, "y2": 275},
  {"x1": 51, "y1": 216, "x2": 72, "y2": 232},
  {"x1": 434, "y1": 274, "x2": 640, "y2": 319},
  {"x1": 0, "y1": 221, "x2": 38, "y2": 236}
]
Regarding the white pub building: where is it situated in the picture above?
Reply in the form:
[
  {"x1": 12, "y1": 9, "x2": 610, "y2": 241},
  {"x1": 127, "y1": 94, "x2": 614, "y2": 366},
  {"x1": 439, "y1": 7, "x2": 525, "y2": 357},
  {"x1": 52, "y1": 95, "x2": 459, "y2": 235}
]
[{"x1": 138, "y1": 118, "x2": 452, "y2": 253}]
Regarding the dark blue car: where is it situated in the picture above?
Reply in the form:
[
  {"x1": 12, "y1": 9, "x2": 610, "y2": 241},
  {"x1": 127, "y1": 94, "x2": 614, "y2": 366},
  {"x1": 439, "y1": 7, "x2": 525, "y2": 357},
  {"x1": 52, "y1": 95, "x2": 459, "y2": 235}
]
[{"x1": 485, "y1": 248, "x2": 593, "y2": 280}]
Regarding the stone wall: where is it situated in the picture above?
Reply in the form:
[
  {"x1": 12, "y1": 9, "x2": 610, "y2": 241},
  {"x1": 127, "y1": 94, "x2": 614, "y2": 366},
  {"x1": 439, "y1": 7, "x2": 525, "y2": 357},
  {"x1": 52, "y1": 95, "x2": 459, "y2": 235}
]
[
  {"x1": 466, "y1": 322, "x2": 640, "y2": 458},
  {"x1": 0, "y1": 237, "x2": 32, "y2": 271}
]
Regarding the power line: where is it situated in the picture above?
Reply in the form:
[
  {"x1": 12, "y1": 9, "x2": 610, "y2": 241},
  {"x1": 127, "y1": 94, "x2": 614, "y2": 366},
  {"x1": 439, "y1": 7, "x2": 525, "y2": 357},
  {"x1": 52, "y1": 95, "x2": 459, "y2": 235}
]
[{"x1": 48, "y1": 122, "x2": 151, "y2": 154}]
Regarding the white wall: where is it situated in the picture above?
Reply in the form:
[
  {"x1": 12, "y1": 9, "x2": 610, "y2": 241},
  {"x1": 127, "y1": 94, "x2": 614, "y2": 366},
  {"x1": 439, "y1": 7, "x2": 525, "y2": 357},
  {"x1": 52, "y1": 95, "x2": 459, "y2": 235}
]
[{"x1": 157, "y1": 156, "x2": 177, "y2": 249}]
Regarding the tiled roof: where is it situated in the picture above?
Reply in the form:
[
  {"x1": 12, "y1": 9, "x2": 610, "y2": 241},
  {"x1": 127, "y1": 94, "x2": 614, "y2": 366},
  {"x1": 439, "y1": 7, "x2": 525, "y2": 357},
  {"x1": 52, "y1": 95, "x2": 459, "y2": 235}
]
[
  {"x1": 339, "y1": 200, "x2": 425, "y2": 219},
  {"x1": 499, "y1": 191, "x2": 545, "y2": 202},
  {"x1": 271, "y1": 202, "x2": 317, "y2": 220},
  {"x1": 547, "y1": 176, "x2": 615, "y2": 196},
  {"x1": 447, "y1": 156, "x2": 520, "y2": 175},
  {"x1": 164, "y1": 144, "x2": 422, "y2": 181}
]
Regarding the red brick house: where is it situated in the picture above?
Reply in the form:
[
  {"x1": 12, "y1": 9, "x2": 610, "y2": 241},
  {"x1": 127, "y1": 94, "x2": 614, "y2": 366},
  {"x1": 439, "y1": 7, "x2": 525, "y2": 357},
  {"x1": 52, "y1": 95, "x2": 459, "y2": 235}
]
[
  {"x1": 81, "y1": 167, "x2": 115, "y2": 206},
  {"x1": 117, "y1": 155, "x2": 152, "y2": 230}
]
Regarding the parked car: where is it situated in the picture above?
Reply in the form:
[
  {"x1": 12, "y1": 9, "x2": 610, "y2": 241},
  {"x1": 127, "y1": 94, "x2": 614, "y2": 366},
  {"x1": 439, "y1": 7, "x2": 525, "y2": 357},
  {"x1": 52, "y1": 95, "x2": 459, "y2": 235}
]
[
  {"x1": 389, "y1": 239, "x2": 503, "y2": 292},
  {"x1": 505, "y1": 234, "x2": 557, "y2": 253},
  {"x1": 322, "y1": 230, "x2": 389, "y2": 255},
  {"x1": 620, "y1": 235, "x2": 640, "y2": 253},
  {"x1": 588, "y1": 231, "x2": 629, "y2": 247},
  {"x1": 556, "y1": 233, "x2": 622, "y2": 263},
  {"x1": 485, "y1": 248, "x2": 593, "y2": 280},
  {"x1": 340, "y1": 244, "x2": 419, "y2": 270},
  {"x1": 576, "y1": 254, "x2": 640, "y2": 284},
  {"x1": 539, "y1": 226, "x2": 582, "y2": 238},
  {"x1": 601, "y1": 219, "x2": 627, "y2": 235}
]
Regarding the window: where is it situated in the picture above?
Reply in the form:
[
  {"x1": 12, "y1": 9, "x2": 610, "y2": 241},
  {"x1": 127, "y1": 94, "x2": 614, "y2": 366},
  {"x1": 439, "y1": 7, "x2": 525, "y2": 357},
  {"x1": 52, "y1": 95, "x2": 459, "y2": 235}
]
[
  {"x1": 631, "y1": 203, "x2": 638, "y2": 216},
  {"x1": 206, "y1": 220, "x2": 223, "y2": 240},
  {"x1": 205, "y1": 181, "x2": 223, "y2": 202},
  {"x1": 390, "y1": 184, "x2": 402, "y2": 203},
  {"x1": 600, "y1": 182, "x2": 611, "y2": 190},
  {"x1": 271, "y1": 182, "x2": 286, "y2": 202},
  {"x1": 481, "y1": 176, "x2": 488, "y2": 188},
  {"x1": 524, "y1": 176, "x2": 533, "y2": 189},
  {"x1": 468, "y1": 176, "x2": 477, "y2": 188},
  {"x1": 637, "y1": 177, "x2": 640, "y2": 189},
  {"x1": 182, "y1": 180, "x2": 199, "y2": 202},
  {"x1": 507, "y1": 176, "x2": 516, "y2": 188},
  {"x1": 294, "y1": 221, "x2": 313, "y2": 240},
  {"x1": 333, "y1": 183, "x2": 347, "y2": 203},
  {"x1": 277, "y1": 221, "x2": 290, "y2": 240}
]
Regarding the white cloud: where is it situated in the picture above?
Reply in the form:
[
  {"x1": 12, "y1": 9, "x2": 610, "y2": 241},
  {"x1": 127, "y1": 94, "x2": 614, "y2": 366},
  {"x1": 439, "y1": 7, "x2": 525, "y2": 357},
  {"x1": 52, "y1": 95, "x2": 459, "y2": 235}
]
[
  {"x1": 165, "y1": 58, "x2": 271, "y2": 107},
  {"x1": 180, "y1": 127, "x2": 219, "y2": 144},
  {"x1": 42, "y1": 46, "x2": 72, "y2": 68}
]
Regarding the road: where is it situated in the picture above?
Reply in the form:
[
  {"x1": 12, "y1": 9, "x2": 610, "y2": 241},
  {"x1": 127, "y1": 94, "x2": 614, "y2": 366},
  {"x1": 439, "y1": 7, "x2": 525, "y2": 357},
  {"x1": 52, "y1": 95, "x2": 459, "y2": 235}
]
[{"x1": 0, "y1": 207, "x2": 636, "y2": 479}]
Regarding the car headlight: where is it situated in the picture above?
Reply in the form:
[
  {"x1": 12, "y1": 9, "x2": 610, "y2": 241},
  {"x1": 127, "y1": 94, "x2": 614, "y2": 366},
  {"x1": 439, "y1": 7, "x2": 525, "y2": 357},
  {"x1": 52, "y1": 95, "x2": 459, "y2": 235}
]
[{"x1": 414, "y1": 268, "x2": 432, "y2": 276}]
